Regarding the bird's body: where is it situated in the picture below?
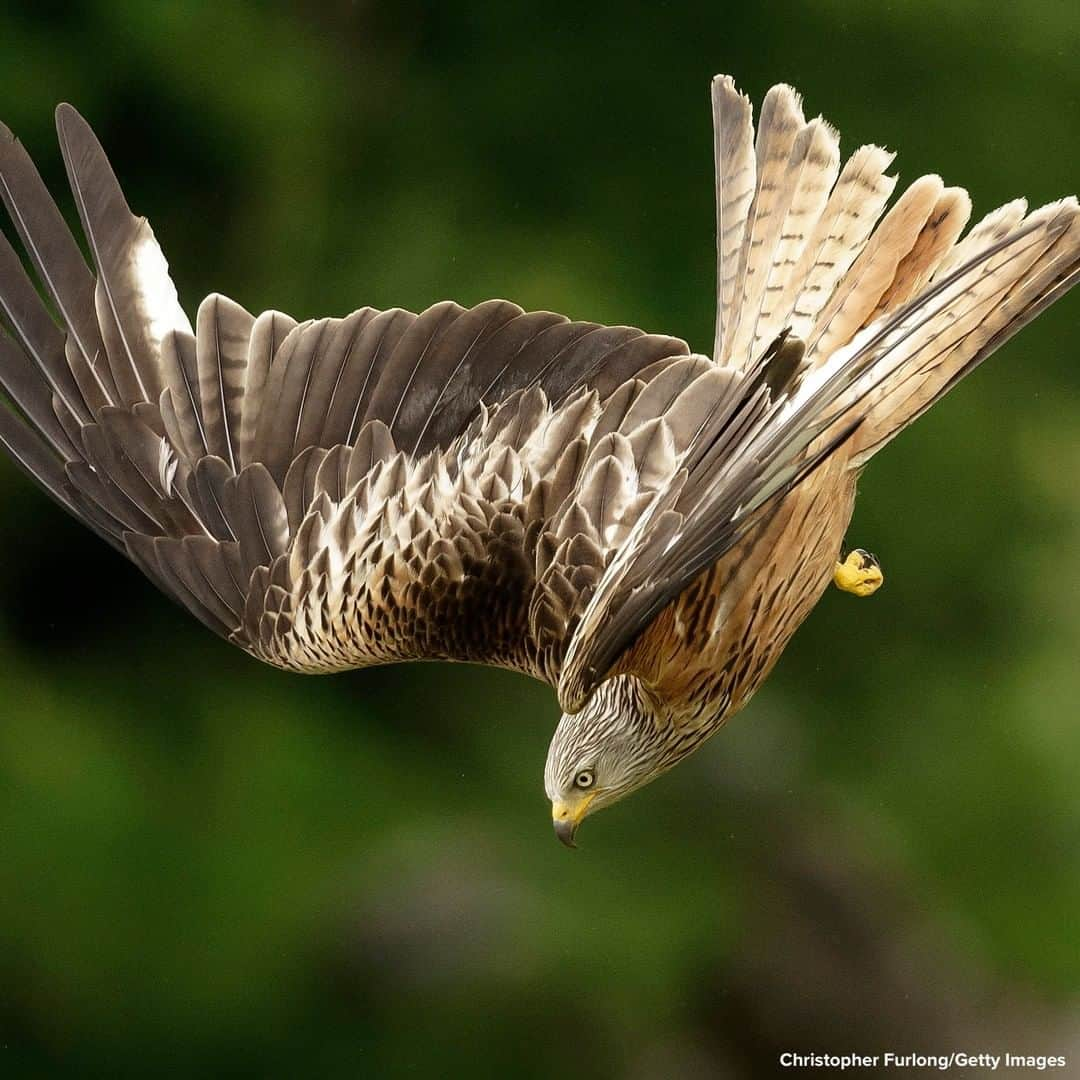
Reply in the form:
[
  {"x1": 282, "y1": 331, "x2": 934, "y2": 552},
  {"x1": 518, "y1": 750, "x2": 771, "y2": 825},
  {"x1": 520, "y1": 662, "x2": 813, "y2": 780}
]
[
  {"x1": 260, "y1": 345, "x2": 853, "y2": 725},
  {"x1": 1, "y1": 76, "x2": 1077, "y2": 844},
  {"x1": 637, "y1": 457, "x2": 856, "y2": 729}
]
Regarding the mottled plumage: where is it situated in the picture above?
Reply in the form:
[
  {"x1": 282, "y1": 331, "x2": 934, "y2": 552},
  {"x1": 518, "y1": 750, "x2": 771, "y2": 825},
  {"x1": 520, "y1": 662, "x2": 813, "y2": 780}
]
[{"x1": 1, "y1": 77, "x2": 1077, "y2": 845}]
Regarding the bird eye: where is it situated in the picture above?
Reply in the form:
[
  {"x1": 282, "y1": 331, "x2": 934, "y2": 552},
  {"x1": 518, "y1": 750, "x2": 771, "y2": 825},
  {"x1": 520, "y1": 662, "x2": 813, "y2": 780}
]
[{"x1": 574, "y1": 769, "x2": 595, "y2": 789}]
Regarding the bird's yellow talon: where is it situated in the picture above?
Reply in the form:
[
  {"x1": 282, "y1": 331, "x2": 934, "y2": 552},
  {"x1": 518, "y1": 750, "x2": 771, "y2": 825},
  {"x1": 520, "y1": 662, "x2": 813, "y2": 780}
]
[{"x1": 833, "y1": 548, "x2": 884, "y2": 597}]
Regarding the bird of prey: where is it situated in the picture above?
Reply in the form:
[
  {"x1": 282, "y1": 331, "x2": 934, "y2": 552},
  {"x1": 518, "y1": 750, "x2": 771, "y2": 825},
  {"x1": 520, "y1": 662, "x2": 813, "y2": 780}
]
[{"x1": 0, "y1": 76, "x2": 1077, "y2": 847}]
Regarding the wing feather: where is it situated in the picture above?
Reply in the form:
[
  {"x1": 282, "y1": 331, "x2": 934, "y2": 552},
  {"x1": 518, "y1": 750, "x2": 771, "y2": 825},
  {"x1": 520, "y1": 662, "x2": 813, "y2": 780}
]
[
  {"x1": 300, "y1": 306, "x2": 378, "y2": 450},
  {"x1": 0, "y1": 116, "x2": 109, "y2": 403},
  {"x1": 194, "y1": 293, "x2": 255, "y2": 472},
  {"x1": 159, "y1": 330, "x2": 206, "y2": 459},
  {"x1": 0, "y1": 227, "x2": 88, "y2": 427},
  {"x1": 238, "y1": 309, "x2": 297, "y2": 469},
  {"x1": 56, "y1": 104, "x2": 190, "y2": 406},
  {"x1": 0, "y1": 86, "x2": 1076, "y2": 700}
]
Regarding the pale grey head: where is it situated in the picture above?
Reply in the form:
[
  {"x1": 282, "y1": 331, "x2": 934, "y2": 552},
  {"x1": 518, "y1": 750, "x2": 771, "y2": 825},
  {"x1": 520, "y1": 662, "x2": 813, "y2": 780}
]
[{"x1": 544, "y1": 675, "x2": 711, "y2": 846}]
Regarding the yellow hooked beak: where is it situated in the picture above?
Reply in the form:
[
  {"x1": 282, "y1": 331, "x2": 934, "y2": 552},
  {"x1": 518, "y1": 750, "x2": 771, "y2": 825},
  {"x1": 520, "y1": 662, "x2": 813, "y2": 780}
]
[{"x1": 551, "y1": 792, "x2": 597, "y2": 848}]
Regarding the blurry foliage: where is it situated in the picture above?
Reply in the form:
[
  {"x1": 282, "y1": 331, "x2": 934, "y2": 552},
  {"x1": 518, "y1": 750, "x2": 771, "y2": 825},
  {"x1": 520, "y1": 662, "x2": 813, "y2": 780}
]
[{"x1": 0, "y1": 0, "x2": 1078, "y2": 1075}]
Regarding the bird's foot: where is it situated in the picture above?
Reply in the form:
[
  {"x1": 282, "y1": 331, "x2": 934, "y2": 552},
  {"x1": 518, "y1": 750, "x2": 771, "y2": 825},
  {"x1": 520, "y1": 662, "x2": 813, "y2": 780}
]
[{"x1": 833, "y1": 548, "x2": 884, "y2": 597}]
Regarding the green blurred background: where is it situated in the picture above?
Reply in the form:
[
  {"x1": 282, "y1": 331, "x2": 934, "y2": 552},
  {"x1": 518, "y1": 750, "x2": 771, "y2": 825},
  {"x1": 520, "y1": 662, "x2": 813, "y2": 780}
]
[{"x1": 1, "y1": 1, "x2": 1078, "y2": 1075}]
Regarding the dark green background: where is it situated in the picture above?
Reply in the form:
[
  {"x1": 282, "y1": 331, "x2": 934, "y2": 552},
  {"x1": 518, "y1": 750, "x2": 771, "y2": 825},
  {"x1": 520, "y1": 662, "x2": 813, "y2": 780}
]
[{"x1": 1, "y1": 1, "x2": 1078, "y2": 1075}]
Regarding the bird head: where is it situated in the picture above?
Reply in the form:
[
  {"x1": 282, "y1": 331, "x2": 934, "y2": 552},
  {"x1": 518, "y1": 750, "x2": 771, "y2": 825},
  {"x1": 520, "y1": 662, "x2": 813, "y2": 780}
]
[{"x1": 544, "y1": 675, "x2": 682, "y2": 847}]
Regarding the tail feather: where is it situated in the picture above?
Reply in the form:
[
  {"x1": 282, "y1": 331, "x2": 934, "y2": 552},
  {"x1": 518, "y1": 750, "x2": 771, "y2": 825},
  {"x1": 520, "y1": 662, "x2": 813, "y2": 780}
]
[
  {"x1": 806, "y1": 174, "x2": 944, "y2": 361},
  {"x1": 749, "y1": 117, "x2": 841, "y2": 357},
  {"x1": 721, "y1": 83, "x2": 805, "y2": 364},
  {"x1": 848, "y1": 198, "x2": 1080, "y2": 464},
  {"x1": 711, "y1": 76, "x2": 755, "y2": 363},
  {"x1": 779, "y1": 143, "x2": 897, "y2": 342},
  {"x1": 933, "y1": 198, "x2": 1027, "y2": 282},
  {"x1": 710, "y1": 76, "x2": 1079, "y2": 477},
  {"x1": 864, "y1": 186, "x2": 971, "y2": 323}
]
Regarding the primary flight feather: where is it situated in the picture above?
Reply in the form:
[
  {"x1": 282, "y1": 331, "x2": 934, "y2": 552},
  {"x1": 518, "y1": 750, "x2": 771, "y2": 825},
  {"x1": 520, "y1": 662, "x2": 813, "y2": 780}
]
[{"x1": 0, "y1": 77, "x2": 1076, "y2": 846}]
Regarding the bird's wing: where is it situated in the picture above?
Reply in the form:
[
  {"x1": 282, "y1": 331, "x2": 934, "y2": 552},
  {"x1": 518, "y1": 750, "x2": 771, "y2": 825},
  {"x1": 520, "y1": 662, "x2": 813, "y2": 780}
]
[
  {"x1": 0, "y1": 106, "x2": 692, "y2": 677},
  {"x1": 3, "y1": 91, "x2": 1078, "y2": 700},
  {"x1": 557, "y1": 78, "x2": 1080, "y2": 712}
]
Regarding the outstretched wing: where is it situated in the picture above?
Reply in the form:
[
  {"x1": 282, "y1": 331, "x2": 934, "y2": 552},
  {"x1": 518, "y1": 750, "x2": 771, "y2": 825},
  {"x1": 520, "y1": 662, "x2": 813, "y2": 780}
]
[
  {"x1": 556, "y1": 77, "x2": 1080, "y2": 711},
  {"x1": 0, "y1": 105, "x2": 694, "y2": 679},
  {"x1": 2, "y1": 89, "x2": 1077, "y2": 708}
]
